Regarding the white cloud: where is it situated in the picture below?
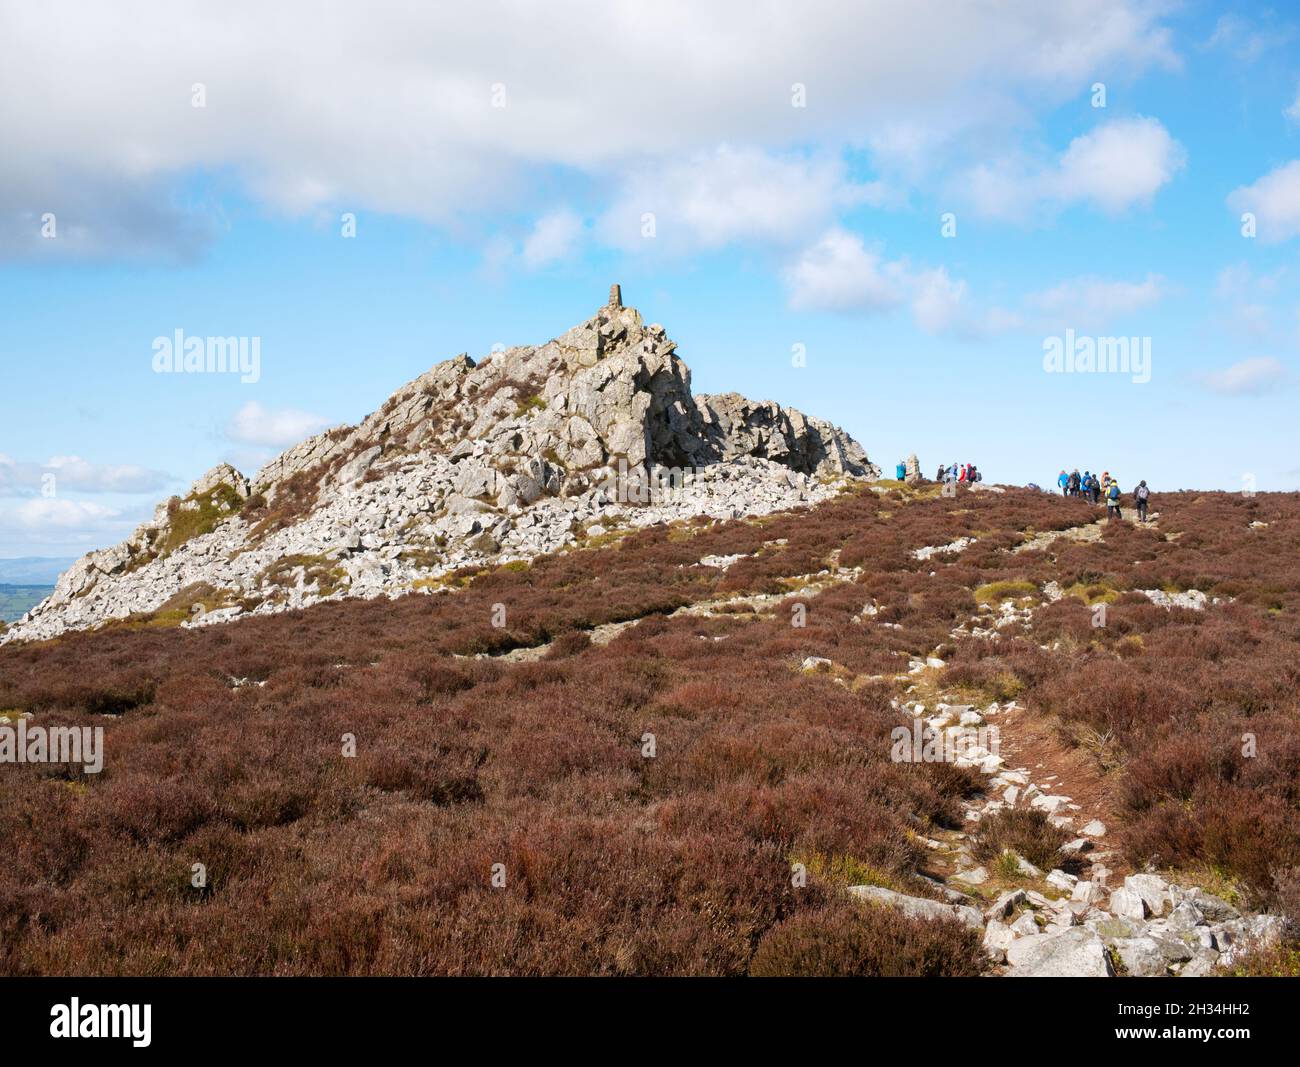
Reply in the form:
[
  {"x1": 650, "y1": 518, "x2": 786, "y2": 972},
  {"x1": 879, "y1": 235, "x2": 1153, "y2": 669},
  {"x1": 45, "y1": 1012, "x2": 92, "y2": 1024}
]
[
  {"x1": 225, "y1": 401, "x2": 332, "y2": 449},
  {"x1": 784, "y1": 229, "x2": 908, "y2": 314},
  {"x1": 910, "y1": 268, "x2": 968, "y2": 336},
  {"x1": 0, "y1": 453, "x2": 171, "y2": 494},
  {"x1": 0, "y1": 1, "x2": 1179, "y2": 260},
  {"x1": 1199, "y1": 357, "x2": 1288, "y2": 396},
  {"x1": 0, "y1": 497, "x2": 142, "y2": 555},
  {"x1": 520, "y1": 209, "x2": 584, "y2": 269},
  {"x1": 599, "y1": 146, "x2": 886, "y2": 254},
  {"x1": 1053, "y1": 119, "x2": 1184, "y2": 212},
  {"x1": 1286, "y1": 86, "x2": 1300, "y2": 123},
  {"x1": 1228, "y1": 161, "x2": 1300, "y2": 243},
  {"x1": 1026, "y1": 273, "x2": 1169, "y2": 327},
  {"x1": 784, "y1": 229, "x2": 1017, "y2": 338},
  {"x1": 0, "y1": 497, "x2": 120, "y2": 530},
  {"x1": 965, "y1": 118, "x2": 1184, "y2": 219}
]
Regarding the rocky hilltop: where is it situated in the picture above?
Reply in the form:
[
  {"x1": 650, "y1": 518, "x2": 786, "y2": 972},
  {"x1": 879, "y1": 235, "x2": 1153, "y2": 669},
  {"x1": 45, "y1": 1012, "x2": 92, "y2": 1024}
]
[{"x1": 4, "y1": 288, "x2": 876, "y2": 643}]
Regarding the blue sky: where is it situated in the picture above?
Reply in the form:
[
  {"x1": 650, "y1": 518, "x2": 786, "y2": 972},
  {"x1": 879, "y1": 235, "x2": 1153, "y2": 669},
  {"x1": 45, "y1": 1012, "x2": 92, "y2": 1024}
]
[{"x1": 2, "y1": 1, "x2": 1299, "y2": 558}]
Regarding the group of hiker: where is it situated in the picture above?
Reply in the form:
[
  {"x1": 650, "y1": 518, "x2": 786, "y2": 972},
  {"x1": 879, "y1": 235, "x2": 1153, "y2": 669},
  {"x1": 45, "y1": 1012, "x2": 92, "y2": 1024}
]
[
  {"x1": 934, "y1": 461, "x2": 981, "y2": 484},
  {"x1": 1056, "y1": 468, "x2": 1152, "y2": 522}
]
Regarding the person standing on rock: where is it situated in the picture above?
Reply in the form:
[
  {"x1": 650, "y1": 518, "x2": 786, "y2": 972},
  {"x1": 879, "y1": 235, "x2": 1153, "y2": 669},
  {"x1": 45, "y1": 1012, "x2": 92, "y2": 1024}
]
[{"x1": 1134, "y1": 480, "x2": 1150, "y2": 522}]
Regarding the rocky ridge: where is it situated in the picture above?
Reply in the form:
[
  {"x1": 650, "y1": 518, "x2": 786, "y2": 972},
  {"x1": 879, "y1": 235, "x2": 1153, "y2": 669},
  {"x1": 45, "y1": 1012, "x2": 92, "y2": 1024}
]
[{"x1": 3, "y1": 291, "x2": 877, "y2": 644}]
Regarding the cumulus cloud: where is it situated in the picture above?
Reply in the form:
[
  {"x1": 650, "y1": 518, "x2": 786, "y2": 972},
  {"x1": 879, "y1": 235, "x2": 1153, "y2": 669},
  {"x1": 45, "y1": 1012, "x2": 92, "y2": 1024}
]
[
  {"x1": 225, "y1": 401, "x2": 332, "y2": 449},
  {"x1": 0, "y1": 453, "x2": 171, "y2": 495},
  {"x1": 1228, "y1": 161, "x2": 1300, "y2": 243},
  {"x1": 1199, "y1": 357, "x2": 1288, "y2": 396},
  {"x1": 965, "y1": 118, "x2": 1184, "y2": 219},
  {"x1": 0, "y1": 497, "x2": 140, "y2": 555},
  {"x1": 520, "y1": 208, "x2": 584, "y2": 269},
  {"x1": 0, "y1": 497, "x2": 120, "y2": 531},
  {"x1": 599, "y1": 146, "x2": 887, "y2": 253},
  {"x1": 783, "y1": 229, "x2": 1018, "y2": 338},
  {"x1": 784, "y1": 229, "x2": 908, "y2": 314},
  {"x1": 0, "y1": 1, "x2": 1179, "y2": 260}
]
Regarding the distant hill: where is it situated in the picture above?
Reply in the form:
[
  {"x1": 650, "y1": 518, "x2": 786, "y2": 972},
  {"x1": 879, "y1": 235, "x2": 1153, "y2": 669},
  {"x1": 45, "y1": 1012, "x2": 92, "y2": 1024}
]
[
  {"x1": 0, "y1": 557, "x2": 75, "y2": 584},
  {"x1": 0, "y1": 584, "x2": 53, "y2": 622}
]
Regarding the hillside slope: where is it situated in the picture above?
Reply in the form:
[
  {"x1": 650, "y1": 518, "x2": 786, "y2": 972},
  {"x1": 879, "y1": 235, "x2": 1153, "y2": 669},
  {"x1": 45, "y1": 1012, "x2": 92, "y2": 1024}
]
[{"x1": 2, "y1": 483, "x2": 1297, "y2": 975}]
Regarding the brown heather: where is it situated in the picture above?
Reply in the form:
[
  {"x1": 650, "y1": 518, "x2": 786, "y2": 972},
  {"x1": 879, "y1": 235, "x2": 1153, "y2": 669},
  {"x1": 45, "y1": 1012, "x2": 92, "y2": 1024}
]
[{"x1": 2, "y1": 486, "x2": 1299, "y2": 973}]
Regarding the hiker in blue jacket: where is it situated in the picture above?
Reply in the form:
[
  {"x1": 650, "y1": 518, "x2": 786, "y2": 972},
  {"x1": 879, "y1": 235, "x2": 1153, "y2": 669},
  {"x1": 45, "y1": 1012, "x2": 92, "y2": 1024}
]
[{"x1": 1057, "y1": 469, "x2": 1069, "y2": 496}]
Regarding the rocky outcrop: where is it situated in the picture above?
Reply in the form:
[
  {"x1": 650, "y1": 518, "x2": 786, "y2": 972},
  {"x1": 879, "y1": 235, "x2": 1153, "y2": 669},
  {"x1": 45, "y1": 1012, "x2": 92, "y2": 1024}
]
[
  {"x1": 694, "y1": 393, "x2": 874, "y2": 476},
  {"x1": 904, "y1": 453, "x2": 922, "y2": 485},
  {"x1": 3, "y1": 292, "x2": 878, "y2": 644}
]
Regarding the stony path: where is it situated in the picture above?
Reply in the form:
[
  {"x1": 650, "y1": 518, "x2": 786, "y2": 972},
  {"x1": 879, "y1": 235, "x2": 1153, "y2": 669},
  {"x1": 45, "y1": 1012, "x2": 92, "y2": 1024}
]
[
  {"x1": 873, "y1": 581, "x2": 1277, "y2": 976},
  {"x1": 466, "y1": 514, "x2": 1278, "y2": 975}
]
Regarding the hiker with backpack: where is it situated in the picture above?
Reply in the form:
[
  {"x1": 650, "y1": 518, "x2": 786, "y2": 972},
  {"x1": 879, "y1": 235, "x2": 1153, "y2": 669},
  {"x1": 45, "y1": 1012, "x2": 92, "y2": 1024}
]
[
  {"x1": 1134, "y1": 480, "x2": 1150, "y2": 522},
  {"x1": 1068, "y1": 469, "x2": 1081, "y2": 497},
  {"x1": 1106, "y1": 477, "x2": 1123, "y2": 521}
]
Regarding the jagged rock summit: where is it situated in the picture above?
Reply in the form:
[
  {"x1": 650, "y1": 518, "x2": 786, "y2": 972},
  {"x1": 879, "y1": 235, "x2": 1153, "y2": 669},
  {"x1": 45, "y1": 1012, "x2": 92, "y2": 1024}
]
[{"x1": 4, "y1": 289, "x2": 878, "y2": 643}]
